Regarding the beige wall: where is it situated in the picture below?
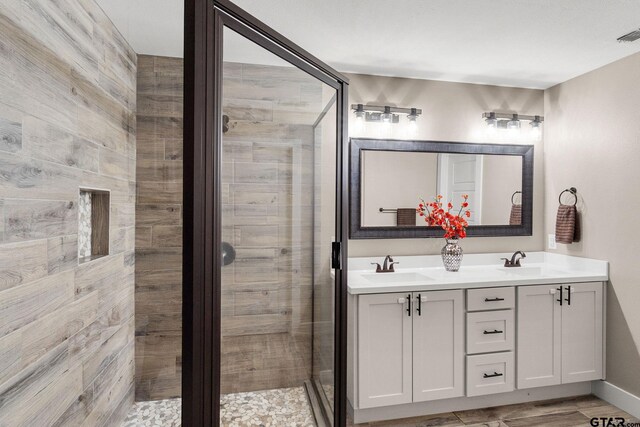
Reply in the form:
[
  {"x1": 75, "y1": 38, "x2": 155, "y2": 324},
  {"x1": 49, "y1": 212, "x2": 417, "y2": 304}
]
[
  {"x1": 0, "y1": 1, "x2": 136, "y2": 425},
  {"x1": 347, "y1": 73, "x2": 544, "y2": 256},
  {"x1": 544, "y1": 52, "x2": 640, "y2": 397}
]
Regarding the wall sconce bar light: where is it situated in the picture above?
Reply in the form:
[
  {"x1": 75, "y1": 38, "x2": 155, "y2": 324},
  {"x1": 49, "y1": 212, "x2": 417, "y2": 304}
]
[
  {"x1": 352, "y1": 104, "x2": 422, "y2": 124},
  {"x1": 483, "y1": 112, "x2": 544, "y2": 129}
]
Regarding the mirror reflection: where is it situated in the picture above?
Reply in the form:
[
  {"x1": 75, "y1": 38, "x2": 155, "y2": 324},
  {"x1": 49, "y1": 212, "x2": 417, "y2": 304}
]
[{"x1": 361, "y1": 151, "x2": 523, "y2": 228}]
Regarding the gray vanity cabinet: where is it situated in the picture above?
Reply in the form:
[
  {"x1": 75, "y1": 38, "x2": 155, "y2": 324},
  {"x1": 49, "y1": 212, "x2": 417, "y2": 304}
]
[
  {"x1": 517, "y1": 282, "x2": 604, "y2": 389},
  {"x1": 561, "y1": 283, "x2": 604, "y2": 383},
  {"x1": 357, "y1": 292, "x2": 413, "y2": 408},
  {"x1": 356, "y1": 290, "x2": 464, "y2": 409},
  {"x1": 412, "y1": 290, "x2": 464, "y2": 402}
]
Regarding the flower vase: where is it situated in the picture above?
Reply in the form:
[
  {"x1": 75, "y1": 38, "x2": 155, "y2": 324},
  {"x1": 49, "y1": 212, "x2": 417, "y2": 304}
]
[{"x1": 441, "y1": 238, "x2": 463, "y2": 272}]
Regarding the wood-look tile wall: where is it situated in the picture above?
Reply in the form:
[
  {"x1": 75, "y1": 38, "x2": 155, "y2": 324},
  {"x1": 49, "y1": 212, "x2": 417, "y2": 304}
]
[
  {"x1": 135, "y1": 55, "x2": 325, "y2": 399},
  {"x1": 0, "y1": 1, "x2": 137, "y2": 426},
  {"x1": 135, "y1": 55, "x2": 184, "y2": 401},
  {"x1": 220, "y1": 62, "x2": 322, "y2": 394}
]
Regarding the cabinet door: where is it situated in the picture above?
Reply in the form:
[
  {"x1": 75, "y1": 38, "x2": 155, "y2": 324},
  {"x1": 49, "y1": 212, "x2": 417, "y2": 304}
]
[
  {"x1": 517, "y1": 284, "x2": 562, "y2": 389},
  {"x1": 357, "y1": 292, "x2": 412, "y2": 408},
  {"x1": 561, "y1": 282, "x2": 604, "y2": 383},
  {"x1": 413, "y1": 289, "x2": 464, "y2": 402}
]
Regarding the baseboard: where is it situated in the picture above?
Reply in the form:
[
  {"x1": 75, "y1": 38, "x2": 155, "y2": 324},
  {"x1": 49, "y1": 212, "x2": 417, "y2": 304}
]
[
  {"x1": 592, "y1": 380, "x2": 640, "y2": 419},
  {"x1": 352, "y1": 382, "x2": 591, "y2": 424}
]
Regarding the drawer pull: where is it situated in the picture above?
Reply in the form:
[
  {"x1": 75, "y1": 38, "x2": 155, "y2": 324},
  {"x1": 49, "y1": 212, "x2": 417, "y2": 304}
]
[
  {"x1": 483, "y1": 329, "x2": 503, "y2": 335},
  {"x1": 483, "y1": 372, "x2": 503, "y2": 378},
  {"x1": 484, "y1": 297, "x2": 505, "y2": 302}
]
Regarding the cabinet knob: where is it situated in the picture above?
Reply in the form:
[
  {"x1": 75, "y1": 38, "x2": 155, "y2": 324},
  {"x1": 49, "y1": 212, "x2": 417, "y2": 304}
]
[
  {"x1": 397, "y1": 297, "x2": 406, "y2": 304},
  {"x1": 549, "y1": 288, "x2": 557, "y2": 295}
]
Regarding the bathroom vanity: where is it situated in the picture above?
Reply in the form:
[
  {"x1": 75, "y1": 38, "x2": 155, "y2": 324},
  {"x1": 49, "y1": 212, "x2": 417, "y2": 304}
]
[{"x1": 347, "y1": 252, "x2": 608, "y2": 423}]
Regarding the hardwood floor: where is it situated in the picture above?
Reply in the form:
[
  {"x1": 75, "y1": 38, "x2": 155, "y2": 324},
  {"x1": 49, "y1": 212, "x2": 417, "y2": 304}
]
[{"x1": 350, "y1": 395, "x2": 639, "y2": 426}]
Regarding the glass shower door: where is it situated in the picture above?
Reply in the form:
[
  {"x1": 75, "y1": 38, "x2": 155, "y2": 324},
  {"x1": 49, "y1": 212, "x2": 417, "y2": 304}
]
[{"x1": 218, "y1": 23, "x2": 343, "y2": 426}]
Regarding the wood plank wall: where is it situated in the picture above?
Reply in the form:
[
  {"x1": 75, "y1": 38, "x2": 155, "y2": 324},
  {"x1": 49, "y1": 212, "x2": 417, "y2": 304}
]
[
  {"x1": 135, "y1": 55, "x2": 325, "y2": 399},
  {"x1": 220, "y1": 62, "x2": 320, "y2": 395},
  {"x1": 0, "y1": 1, "x2": 137, "y2": 425},
  {"x1": 135, "y1": 55, "x2": 184, "y2": 401}
]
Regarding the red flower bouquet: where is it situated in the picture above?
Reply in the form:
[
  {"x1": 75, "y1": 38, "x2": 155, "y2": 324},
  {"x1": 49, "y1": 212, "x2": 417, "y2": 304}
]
[{"x1": 416, "y1": 195, "x2": 472, "y2": 239}]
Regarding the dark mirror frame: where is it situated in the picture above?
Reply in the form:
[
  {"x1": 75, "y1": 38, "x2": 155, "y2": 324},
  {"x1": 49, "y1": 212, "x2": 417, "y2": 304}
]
[{"x1": 349, "y1": 138, "x2": 534, "y2": 239}]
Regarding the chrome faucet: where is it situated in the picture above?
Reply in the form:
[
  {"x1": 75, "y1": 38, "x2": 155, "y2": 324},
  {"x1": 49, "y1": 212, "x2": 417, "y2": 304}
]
[
  {"x1": 502, "y1": 251, "x2": 526, "y2": 267},
  {"x1": 371, "y1": 255, "x2": 400, "y2": 273}
]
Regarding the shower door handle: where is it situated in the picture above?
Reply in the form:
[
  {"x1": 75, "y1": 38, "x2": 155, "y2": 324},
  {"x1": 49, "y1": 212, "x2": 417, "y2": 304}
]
[{"x1": 331, "y1": 242, "x2": 341, "y2": 269}]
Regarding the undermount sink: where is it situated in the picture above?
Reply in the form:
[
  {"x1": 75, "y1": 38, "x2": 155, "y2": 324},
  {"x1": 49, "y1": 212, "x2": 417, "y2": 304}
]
[
  {"x1": 497, "y1": 266, "x2": 568, "y2": 277},
  {"x1": 362, "y1": 272, "x2": 433, "y2": 284}
]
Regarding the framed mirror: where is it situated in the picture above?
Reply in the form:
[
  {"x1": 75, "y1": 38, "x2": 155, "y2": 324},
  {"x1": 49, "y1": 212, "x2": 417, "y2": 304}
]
[{"x1": 349, "y1": 138, "x2": 534, "y2": 239}]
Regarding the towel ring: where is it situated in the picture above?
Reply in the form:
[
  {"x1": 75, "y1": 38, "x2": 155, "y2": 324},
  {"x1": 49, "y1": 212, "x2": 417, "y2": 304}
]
[
  {"x1": 558, "y1": 187, "x2": 578, "y2": 206},
  {"x1": 511, "y1": 191, "x2": 522, "y2": 205}
]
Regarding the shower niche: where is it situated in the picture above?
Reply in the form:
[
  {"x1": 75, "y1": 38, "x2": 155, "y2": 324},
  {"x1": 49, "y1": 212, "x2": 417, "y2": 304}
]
[{"x1": 78, "y1": 188, "x2": 110, "y2": 263}]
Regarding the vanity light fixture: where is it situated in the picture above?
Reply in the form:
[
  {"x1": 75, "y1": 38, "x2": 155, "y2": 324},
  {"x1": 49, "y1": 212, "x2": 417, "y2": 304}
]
[
  {"x1": 351, "y1": 104, "x2": 422, "y2": 125},
  {"x1": 482, "y1": 112, "x2": 544, "y2": 138}
]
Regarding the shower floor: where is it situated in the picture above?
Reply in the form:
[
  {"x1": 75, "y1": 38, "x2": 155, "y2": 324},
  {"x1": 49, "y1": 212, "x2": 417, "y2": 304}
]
[{"x1": 122, "y1": 386, "x2": 315, "y2": 426}]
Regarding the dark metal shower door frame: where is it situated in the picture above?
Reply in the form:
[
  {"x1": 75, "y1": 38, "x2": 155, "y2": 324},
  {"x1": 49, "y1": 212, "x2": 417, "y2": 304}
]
[{"x1": 183, "y1": 1, "x2": 350, "y2": 426}]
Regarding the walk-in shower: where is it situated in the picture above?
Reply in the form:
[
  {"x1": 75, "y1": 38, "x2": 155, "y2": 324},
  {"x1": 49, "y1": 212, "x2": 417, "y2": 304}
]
[{"x1": 128, "y1": 6, "x2": 346, "y2": 427}]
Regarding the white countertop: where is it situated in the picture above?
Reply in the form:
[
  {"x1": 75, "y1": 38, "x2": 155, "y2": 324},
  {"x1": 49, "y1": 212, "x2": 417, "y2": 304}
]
[{"x1": 347, "y1": 252, "x2": 608, "y2": 295}]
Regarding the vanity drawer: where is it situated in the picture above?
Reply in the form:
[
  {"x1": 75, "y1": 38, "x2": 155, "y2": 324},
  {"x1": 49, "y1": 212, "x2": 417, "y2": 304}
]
[
  {"x1": 466, "y1": 310, "x2": 514, "y2": 354},
  {"x1": 466, "y1": 352, "x2": 514, "y2": 397},
  {"x1": 467, "y1": 287, "x2": 514, "y2": 311}
]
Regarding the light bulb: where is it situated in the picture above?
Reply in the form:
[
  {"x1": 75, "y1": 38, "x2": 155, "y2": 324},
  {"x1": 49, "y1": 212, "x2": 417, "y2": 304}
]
[
  {"x1": 381, "y1": 106, "x2": 392, "y2": 123},
  {"x1": 485, "y1": 112, "x2": 498, "y2": 136},
  {"x1": 407, "y1": 108, "x2": 418, "y2": 137},
  {"x1": 530, "y1": 116, "x2": 542, "y2": 141},
  {"x1": 352, "y1": 104, "x2": 366, "y2": 134},
  {"x1": 506, "y1": 114, "x2": 521, "y2": 130},
  {"x1": 485, "y1": 113, "x2": 497, "y2": 127}
]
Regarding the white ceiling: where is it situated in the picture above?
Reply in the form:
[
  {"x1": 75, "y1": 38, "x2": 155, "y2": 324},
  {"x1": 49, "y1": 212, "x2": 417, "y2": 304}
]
[
  {"x1": 95, "y1": 0, "x2": 185, "y2": 58},
  {"x1": 97, "y1": 0, "x2": 640, "y2": 89}
]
